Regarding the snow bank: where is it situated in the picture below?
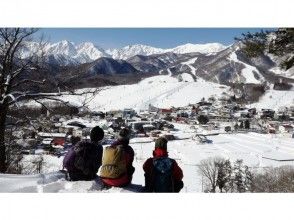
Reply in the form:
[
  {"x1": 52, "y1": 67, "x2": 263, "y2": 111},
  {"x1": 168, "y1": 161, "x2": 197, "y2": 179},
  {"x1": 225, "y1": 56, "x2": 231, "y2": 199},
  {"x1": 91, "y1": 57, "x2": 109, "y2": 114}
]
[{"x1": 0, "y1": 172, "x2": 143, "y2": 193}]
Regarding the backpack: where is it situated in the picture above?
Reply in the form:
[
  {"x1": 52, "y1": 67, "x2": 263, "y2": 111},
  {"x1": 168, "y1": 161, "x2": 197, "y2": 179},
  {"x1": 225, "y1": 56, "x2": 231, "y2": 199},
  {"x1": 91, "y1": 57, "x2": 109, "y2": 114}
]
[
  {"x1": 73, "y1": 142, "x2": 98, "y2": 177},
  {"x1": 100, "y1": 145, "x2": 127, "y2": 179},
  {"x1": 152, "y1": 157, "x2": 174, "y2": 192}
]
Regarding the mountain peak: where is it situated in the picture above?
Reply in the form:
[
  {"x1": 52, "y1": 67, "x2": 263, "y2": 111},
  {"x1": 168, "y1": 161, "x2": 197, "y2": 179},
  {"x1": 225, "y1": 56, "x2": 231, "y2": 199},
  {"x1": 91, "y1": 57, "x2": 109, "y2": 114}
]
[
  {"x1": 168, "y1": 42, "x2": 227, "y2": 54},
  {"x1": 23, "y1": 40, "x2": 229, "y2": 65}
]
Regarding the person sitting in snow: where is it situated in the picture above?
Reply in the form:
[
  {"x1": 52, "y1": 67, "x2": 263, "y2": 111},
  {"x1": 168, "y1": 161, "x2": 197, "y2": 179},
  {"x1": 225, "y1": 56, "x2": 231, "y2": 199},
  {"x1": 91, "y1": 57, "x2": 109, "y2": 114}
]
[
  {"x1": 143, "y1": 137, "x2": 184, "y2": 192},
  {"x1": 100, "y1": 128, "x2": 135, "y2": 187},
  {"x1": 63, "y1": 126, "x2": 104, "y2": 181}
]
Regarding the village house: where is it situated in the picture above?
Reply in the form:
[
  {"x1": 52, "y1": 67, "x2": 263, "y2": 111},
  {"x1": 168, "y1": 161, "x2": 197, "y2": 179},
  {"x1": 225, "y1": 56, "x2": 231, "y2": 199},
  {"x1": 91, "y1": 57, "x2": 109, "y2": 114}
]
[
  {"x1": 260, "y1": 109, "x2": 275, "y2": 119},
  {"x1": 37, "y1": 132, "x2": 67, "y2": 147},
  {"x1": 197, "y1": 100, "x2": 213, "y2": 107},
  {"x1": 122, "y1": 108, "x2": 136, "y2": 118},
  {"x1": 279, "y1": 124, "x2": 294, "y2": 133},
  {"x1": 159, "y1": 108, "x2": 173, "y2": 116}
]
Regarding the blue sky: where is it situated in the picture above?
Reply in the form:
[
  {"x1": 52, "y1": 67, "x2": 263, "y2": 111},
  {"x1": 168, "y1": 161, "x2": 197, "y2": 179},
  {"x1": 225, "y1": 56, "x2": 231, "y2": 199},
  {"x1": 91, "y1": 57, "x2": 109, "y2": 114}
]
[{"x1": 39, "y1": 28, "x2": 273, "y2": 49}]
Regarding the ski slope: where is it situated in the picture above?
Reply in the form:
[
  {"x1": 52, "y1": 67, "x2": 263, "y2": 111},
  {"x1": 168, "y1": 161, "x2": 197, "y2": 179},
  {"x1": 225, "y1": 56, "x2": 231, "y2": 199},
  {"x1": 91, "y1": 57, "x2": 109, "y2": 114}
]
[
  {"x1": 1, "y1": 123, "x2": 294, "y2": 193},
  {"x1": 250, "y1": 88, "x2": 294, "y2": 110},
  {"x1": 181, "y1": 57, "x2": 198, "y2": 76},
  {"x1": 60, "y1": 75, "x2": 229, "y2": 111},
  {"x1": 23, "y1": 73, "x2": 294, "y2": 111},
  {"x1": 229, "y1": 52, "x2": 264, "y2": 84},
  {"x1": 180, "y1": 57, "x2": 205, "y2": 82}
]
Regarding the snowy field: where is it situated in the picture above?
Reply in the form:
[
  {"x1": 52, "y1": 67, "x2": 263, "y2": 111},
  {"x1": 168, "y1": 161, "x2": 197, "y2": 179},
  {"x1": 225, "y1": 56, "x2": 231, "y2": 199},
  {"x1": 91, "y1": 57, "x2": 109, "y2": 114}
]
[
  {"x1": 23, "y1": 74, "x2": 294, "y2": 112},
  {"x1": 250, "y1": 88, "x2": 294, "y2": 111},
  {"x1": 1, "y1": 122, "x2": 294, "y2": 193},
  {"x1": 44, "y1": 75, "x2": 230, "y2": 112}
]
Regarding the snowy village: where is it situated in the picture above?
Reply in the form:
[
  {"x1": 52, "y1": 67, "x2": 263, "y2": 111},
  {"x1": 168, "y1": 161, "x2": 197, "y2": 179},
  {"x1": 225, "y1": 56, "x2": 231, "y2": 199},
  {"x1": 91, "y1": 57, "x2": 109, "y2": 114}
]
[{"x1": 1, "y1": 28, "x2": 294, "y2": 193}]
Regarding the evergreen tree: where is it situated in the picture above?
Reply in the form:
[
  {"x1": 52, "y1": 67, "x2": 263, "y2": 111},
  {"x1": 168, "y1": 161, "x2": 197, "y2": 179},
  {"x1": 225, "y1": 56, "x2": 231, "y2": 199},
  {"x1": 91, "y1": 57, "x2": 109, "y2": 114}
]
[
  {"x1": 244, "y1": 120, "x2": 250, "y2": 129},
  {"x1": 235, "y1": 30, "x2": 268, "y2": 57},
  {"x1": 240, "y1": 121, "x2": 244, "y2": 129},
  {"x1": 236, "y1": 28, "x2": 294, "y2": 70},
  {"x1": 232, "y1": 160, "x2": 246, "y2": 192},
  {"x1": 197, "y1": 115, "x2": 209, "y2": 125},
  {"x1": 231, "y1": 159, "x2": 253, "y2": 193},
  {"x1": 234, "y1": 123, "x2": 239, "y2": 131},
  {"x1": 216, "y1": 159, "x2": 232, "y2": 192},
  {"x1": 244, "y1": 165, "x2": 253, "y2": 192}
]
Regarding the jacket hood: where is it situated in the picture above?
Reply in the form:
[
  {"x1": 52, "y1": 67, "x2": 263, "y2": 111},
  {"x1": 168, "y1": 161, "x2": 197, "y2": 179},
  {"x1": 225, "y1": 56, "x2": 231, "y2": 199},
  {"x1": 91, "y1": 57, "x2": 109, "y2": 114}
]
[
  {"x1": 153, "y1": 148, "x2": 168, "y2": 158},
  {"x1": 111, "y1": 138, "x2": 129, "y2": 147}
]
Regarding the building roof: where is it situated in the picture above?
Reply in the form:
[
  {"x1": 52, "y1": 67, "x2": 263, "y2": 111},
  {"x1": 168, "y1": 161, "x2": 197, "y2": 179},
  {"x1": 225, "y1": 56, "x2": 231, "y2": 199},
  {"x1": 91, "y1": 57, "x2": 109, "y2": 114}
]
[{"x1": 38, "y1": 132, "x2": 67, "y2": 138}]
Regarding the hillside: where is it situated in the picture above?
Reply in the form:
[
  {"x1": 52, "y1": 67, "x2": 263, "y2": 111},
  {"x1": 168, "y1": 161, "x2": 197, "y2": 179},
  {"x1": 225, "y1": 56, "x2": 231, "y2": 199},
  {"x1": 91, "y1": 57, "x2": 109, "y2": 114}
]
[{"x1": 55, "y1": 75, "x2": 230, "y2": 111}]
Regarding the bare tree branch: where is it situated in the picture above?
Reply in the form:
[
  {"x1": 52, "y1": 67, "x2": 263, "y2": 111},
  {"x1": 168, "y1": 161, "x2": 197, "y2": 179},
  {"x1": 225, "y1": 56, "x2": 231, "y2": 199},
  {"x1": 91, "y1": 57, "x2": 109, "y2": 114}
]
[{"x1": 12, "y1": 79, "x2": 45, "y2": 88}]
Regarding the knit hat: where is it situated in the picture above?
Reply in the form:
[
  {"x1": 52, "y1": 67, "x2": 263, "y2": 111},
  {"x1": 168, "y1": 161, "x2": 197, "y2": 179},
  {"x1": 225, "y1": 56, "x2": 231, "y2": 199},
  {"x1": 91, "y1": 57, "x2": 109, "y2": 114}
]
[
  {"x1": 90, "y1": 126, "x2": 104, "y2": 142},
  {"x1": 155, "y1": 137, "x2": 168, "y2": 150},
  {"x1": 118, "y1": 128, "x2": 130, "y2": 140}
]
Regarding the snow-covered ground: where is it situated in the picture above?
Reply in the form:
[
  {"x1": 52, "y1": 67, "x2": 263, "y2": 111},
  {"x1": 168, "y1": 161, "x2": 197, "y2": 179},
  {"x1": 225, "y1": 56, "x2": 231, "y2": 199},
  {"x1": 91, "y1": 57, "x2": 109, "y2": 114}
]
[
  {"x1": 22, "y1": 73, "x2": 294, "y2": 112},
  {"x1": 268, "y1": 53, "x2": 294, "y2": 79},
  {"x1": 250, "y1": 87, "x2": 294, "y2": 110},
  {"x1": 1, "y1": 123, "x2": 294, "y2": 193},
  {"x1": 57, "y1": 75, "x2": 229, "y2": 112}
]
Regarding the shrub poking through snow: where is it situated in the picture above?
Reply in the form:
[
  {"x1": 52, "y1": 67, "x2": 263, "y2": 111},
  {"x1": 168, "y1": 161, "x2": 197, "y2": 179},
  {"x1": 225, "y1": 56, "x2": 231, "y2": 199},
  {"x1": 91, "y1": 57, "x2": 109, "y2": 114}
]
[{"x1": 252, "y1": 166, "x2": 294, "y2": 192}]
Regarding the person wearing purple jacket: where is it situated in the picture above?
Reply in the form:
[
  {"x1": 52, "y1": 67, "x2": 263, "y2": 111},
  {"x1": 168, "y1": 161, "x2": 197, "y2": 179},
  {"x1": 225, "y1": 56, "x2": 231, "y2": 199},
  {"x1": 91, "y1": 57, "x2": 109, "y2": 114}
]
[{"x1": 63, "y1": 126, "x2": 104, "y2": 181}]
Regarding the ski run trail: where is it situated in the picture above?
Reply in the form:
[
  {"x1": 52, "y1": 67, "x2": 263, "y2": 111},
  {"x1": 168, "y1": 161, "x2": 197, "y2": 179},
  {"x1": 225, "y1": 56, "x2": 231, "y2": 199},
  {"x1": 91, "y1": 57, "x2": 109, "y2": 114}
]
[{"x1": 51, "y1": 75, "x2": 230, "y2": 112}]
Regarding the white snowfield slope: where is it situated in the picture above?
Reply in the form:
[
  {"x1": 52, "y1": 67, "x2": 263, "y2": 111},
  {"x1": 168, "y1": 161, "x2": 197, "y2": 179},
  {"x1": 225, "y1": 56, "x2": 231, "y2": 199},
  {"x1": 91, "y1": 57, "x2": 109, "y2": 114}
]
[
  {"x1": 1, "y1": 123, "x2": 294, "y2": 193},
  {"x1": 270, "y1": 66, "x2": 294, "y2": 79},
  {"x1": 169, "y1": 43, "x2": 226, "y2": 55},
  {"x1": 59, "y1": 75, "x2": 230, "y2": 111},
  {"x1": 24, "y1": 74, "x2": 293, "y2": 112},
  {"x1": 250, "y1": 87, "x2": 294, "y2": 110},
  {"x1": 229, "y1": 52, "x2": 264, "y2": 84},
  {"x1": 267, "y1": 53, "x2": 294, "y2": 79},
  {"x1": 180, "y1": 57, "x2": 207, "y2": 83}
]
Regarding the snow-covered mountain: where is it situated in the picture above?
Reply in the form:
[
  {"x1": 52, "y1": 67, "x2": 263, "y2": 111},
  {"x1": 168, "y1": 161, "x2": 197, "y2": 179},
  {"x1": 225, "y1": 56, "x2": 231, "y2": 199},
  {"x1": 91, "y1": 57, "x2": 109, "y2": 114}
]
[
  {"x1": 75, "y1": 42, "x2": 109, "y2": 63},
  {"x1": 21, "y1": 39, "x2": 294, "y2": 91},
  {"x1": 106, "y1": 44, "x2": 166, "y2": 60},
  {"x1": 22, "y1": 41, "x2": 228, "y2": 65},
  {"x1": 23, "y1": 40, "x2": 109, "y2": 65},
  {"x1": 107, "y1": 43, "x2": 227, "y2": 60},
  {"x1": 166, "y1": 43, "x2": 227, "y2": 55}
]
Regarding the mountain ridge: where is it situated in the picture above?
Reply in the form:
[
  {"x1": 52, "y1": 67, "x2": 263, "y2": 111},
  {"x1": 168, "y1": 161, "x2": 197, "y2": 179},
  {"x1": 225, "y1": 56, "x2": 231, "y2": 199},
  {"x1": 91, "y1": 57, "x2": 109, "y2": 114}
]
[{"x1": 23, "y1": 41, "x2": 228, "y2": 64}]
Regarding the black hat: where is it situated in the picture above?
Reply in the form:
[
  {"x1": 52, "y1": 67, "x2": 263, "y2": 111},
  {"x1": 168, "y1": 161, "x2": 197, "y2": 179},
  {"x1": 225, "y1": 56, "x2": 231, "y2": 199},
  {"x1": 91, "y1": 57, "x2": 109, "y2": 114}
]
[
  {"x1": 155, "y1": 137, "x2": 168, "y2": 150},
  {"x1": 90, "y1": 126, "x2": 104, "y2": 142},
  {"x1": 118, "y1": 128, "x2": 130, "y2": 140}
]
